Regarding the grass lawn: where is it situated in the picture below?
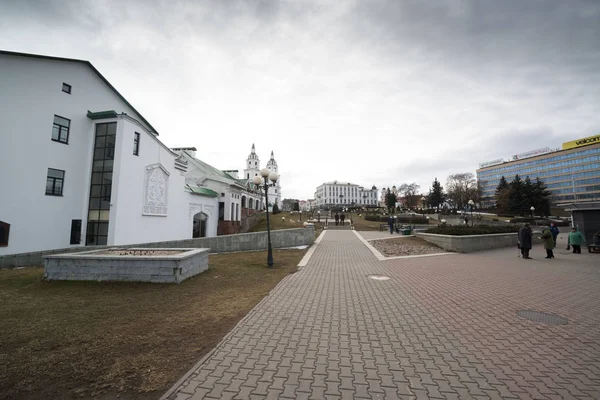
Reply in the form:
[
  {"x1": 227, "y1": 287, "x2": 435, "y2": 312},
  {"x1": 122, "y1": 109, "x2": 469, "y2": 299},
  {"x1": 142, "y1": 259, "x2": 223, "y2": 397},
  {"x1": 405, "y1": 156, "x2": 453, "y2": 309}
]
[{"x1": 0, "y1": 248, "x2": 307, "y2": 400}]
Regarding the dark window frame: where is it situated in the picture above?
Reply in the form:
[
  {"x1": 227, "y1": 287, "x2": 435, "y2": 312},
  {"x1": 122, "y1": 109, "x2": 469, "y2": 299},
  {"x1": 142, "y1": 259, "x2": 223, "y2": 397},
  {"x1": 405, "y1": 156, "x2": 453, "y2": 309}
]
[
  {"x1": 0, "y1": 221, "x2": 9, "y2": 247},
  {"x1": 62, "y1": 83, "x2": 72, "y2": 94},
  {"x1": 70, "y1": 219, "x2": 82, "y2": 245},
  {"x1": 52, "y1": 115, "x2": 70, "y2": 144},
  {"x1": 46, "y1": 168, "x2": 65, "y2": 196},
  {"x1": 133, "y1": 132, "x2": 140, "y2": 156}
]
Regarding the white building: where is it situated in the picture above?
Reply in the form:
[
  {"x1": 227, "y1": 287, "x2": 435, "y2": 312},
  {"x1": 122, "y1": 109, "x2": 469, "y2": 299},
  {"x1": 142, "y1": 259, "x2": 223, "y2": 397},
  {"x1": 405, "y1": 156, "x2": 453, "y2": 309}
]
[
  {"x1": 0, "y1": 50, "x2": 218, "y2": 256},
  {"x1": 314, "y1": 181, "x2": 378, "y2": 209},
  {"x1": 242, "y1": 144, "x2": 282, "y2": 208},
  {"x1": 173, "y1": 148, "x2": 263, "y2": 235}
]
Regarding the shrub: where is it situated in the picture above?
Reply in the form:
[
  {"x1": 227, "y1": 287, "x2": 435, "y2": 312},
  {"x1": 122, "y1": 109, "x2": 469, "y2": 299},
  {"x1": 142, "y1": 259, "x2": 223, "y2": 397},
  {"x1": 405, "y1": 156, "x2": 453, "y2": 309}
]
[
  {"x1": 365, "y1": 215, "x2": 429, "y2": 224},
  {"x1": 492, "y1": 218, "x2": 499, "y2": 222},
  {"x1": 424, "y1": 225, "x2": 520, "y2": 235}
]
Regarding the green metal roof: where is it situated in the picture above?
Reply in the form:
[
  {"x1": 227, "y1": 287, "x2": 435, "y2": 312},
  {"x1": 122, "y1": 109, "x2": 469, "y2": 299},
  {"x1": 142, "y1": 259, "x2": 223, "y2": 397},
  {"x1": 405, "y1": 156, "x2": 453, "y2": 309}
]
[
  {"x1": 186, "y1": 185, "x2": 219, "y2": 197},
  {"x1": 87, "y1": 110, "x2": 118, "y2": 120},
  {"x1": 1, "y1": 50, "x2": 160, "y2": 136}
]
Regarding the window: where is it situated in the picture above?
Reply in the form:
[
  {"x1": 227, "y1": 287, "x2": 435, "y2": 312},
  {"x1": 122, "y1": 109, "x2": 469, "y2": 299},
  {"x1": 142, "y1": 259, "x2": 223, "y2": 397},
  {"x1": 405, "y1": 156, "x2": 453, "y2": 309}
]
[
  {"x1": 46, "y1": 168, "x2": 65, "y2": 196},
  {"x1": 52, "y1": 115, "x2": 70, "y2": 144},
  {"x1": 133, "y1": 132, "x2": 140, "y2": 155},
  {"x1": 70, "y1": 220, "x2": 82, "y2": 245},
  {"x1": 62, "y1": 83, "x2": 71, "y2": 94},
  {"x1": 0, "y1": 221, "x2": 9, "y2": 247}
]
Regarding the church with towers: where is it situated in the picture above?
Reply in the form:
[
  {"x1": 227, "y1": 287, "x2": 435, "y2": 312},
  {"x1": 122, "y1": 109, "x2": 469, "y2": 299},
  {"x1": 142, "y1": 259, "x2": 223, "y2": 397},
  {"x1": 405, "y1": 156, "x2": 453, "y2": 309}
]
[{"x1": 244, "y1": 144, "x2": 282, "y2": 208}]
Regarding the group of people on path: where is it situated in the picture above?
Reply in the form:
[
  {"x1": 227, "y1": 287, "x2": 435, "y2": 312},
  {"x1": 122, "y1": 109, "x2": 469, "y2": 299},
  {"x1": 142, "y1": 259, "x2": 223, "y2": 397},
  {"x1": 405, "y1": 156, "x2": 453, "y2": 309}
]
[
  {"x1": 518, "y1": 222, "x2": 586, "y2": 259},
  {"x1": 334, "y1": 212, "x2": 345, "y2": 226}
]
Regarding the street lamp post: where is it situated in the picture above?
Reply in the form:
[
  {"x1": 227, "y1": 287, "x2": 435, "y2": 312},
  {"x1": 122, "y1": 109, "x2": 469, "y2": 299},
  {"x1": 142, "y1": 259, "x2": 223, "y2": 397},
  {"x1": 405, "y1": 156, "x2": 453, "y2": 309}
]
[
  {"x1": 299, "y1": 210, "x2": 302, "y2": 222},
  {"x1": 253, "y1": 168, "x2": 280, "y2": 267},
  {"x1": 317, "y1": 210, "x2": 321, "y2": 222},
  {"x1": 468, "y1": 199, "x2": 475, "y2": 227},
  {"x1": 421, "y1": 196, "x2": 426, "y2": 217},
  {"x1": 530, "y1": 206, "x2": 535, "y2": 218}
]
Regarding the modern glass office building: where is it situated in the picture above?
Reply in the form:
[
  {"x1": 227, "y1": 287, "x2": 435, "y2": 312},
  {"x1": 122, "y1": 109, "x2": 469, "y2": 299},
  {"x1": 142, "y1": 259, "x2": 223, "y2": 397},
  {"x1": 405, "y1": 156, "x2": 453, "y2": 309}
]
[{"x1": 477, "y1": 134, "x2": 600, "y2": 208}]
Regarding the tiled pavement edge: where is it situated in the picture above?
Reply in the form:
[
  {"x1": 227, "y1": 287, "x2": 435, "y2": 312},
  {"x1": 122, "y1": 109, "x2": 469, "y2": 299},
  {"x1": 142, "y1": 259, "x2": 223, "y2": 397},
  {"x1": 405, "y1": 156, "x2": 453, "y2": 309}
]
[{"x1": 163, "y1": 230, "x2": 600, "y2": 399}]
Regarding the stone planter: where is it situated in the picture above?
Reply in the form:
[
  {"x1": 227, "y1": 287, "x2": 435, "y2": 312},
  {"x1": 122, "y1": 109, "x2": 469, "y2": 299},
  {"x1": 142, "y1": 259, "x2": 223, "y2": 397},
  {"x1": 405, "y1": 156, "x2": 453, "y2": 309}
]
[
  {"x1": 416, "y1": 232, "x2": 519, "y2": 253},
  {"x1": 44, "y1": 248, "x2": 209, "y2": 283}
]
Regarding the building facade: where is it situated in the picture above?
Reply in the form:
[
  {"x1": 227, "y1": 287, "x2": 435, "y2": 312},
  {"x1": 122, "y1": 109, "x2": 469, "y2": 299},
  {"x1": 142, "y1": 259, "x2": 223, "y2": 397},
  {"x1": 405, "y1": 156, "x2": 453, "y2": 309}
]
[
  {"x1": 314, "y1": 182, "x2": 378, "y2": 209},
  {"x1": 477, "y1": 135, "x2": 600, "y2": 208},
  {"x1": 0, "y1": 51, "x2": 219, "y2": 256},
  {"x1": 242, "y1": 144, "x2": 282, "y2": 208}
]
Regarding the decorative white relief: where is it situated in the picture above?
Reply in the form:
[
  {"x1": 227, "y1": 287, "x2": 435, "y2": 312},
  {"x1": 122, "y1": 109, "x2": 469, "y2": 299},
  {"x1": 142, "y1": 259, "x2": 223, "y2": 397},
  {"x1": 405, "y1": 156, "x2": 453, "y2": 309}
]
[
  {"x1": 143, "y1": 164, "x2": 170, "y2": 216},
  {"x1": 188, "y1": 203, "x2": 203, "y2": 219}
]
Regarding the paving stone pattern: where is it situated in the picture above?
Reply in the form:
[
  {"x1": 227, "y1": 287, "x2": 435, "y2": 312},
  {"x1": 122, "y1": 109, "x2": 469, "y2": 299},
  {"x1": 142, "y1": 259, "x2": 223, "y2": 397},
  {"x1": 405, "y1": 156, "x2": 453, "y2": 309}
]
[{"x1": 164, "y1": 231, "x2": 600, "y2": 399}]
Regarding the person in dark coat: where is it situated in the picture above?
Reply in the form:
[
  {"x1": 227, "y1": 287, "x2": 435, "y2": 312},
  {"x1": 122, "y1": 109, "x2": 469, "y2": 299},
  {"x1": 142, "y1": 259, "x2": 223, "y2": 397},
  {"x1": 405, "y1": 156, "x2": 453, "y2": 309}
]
[
  {"x1": 334, "y1": 213, "x2": 339, "y2": 226},
  {"x1": 549, "y1": 223, "x2": 560, "y2": 248},
  {"x1": 340, "y1": 212, "x2": 345, "y2": 225},
  {"x1": 518, "y1": 223, "x2": 533, "y2": 259},
  {"x1": 388, "y1": 216, "x2": 395, "y2": 234},
  {"x1": 540, "y1": 226, "x2": 555, "y2": 259}
]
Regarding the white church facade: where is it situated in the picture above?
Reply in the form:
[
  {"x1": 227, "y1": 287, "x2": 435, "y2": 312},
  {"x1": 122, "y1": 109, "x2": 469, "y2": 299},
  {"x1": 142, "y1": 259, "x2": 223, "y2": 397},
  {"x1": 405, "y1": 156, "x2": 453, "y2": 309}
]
[
  {"x1": 0, "y1": 50, "x2": 219, "y2": 256},
  {"x1": 314, "y1": 182, "x2": 378, "y2": 209},
  {"x1": 242, "y1": 144, "x2": 282, "y2": 209}
]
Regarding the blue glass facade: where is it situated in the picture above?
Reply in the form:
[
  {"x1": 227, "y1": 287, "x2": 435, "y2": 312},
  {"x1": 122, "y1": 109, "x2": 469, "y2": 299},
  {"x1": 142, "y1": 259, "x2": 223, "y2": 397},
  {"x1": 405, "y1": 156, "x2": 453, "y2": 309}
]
[{"x1": 477, "y1": 144, "x2": 600, "y2": 206}]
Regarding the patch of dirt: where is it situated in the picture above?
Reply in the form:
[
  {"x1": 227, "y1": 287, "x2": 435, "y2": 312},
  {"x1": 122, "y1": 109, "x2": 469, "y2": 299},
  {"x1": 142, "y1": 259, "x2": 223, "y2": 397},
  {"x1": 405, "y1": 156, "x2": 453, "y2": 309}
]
[{"x1": 369, "y1": 236, "x2": 446, "y2": 257}]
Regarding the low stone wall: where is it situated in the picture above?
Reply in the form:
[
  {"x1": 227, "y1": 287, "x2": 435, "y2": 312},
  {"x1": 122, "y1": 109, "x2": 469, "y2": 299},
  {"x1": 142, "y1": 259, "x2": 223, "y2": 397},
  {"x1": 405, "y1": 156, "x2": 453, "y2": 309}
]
[
  {"x1": 416, "y1": 232, "x2": 518, "y2": 253},
  {"x1": 44, "y1": 248, "x2": 209, "y2": 283},
  {"x1": 1, "y1": 226, "x2": 315, "y2": 268}
]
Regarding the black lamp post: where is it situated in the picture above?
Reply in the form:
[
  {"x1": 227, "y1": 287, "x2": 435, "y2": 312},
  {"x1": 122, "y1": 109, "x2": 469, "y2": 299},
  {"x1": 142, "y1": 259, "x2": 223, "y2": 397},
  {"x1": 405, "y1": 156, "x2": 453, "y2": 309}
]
[
  {"x1": 253, "y1": 168, "x2": 280, "y2": 267},
  {"x1": 421, "y1": 196, "x2": 426, "y2": 217}
]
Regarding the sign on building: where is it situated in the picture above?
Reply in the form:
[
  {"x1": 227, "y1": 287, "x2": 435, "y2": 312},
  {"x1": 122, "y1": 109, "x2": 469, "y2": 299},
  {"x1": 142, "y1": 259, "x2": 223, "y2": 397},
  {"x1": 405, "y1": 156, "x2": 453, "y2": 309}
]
[
  {"x1": 562, "y1": 134, "x2": 600, "y2": 150},
  {"x1": 478, "y1": 158, "x2": 504, "y2": 169},
  {"x1": 511, "y1": 147, "x2": 551, "y2": 161}
]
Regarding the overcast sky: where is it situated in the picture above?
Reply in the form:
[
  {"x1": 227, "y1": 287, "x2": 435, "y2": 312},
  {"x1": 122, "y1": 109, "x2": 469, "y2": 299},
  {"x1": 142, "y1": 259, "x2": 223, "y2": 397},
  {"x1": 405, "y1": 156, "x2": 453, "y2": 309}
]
[{"x1": 2, "y1": 0, "x2": 599, "y2": 200}]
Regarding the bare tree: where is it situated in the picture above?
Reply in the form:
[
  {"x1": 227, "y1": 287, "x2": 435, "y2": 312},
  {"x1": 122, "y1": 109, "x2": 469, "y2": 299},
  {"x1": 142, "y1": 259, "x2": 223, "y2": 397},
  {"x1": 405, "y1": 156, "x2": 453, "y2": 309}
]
[
  {"x1": 397, "y1": 182, "x2": 420, "y2": 210},
  {"x1": 446, "y1": 173, "x2": 476, "y2": 210}
]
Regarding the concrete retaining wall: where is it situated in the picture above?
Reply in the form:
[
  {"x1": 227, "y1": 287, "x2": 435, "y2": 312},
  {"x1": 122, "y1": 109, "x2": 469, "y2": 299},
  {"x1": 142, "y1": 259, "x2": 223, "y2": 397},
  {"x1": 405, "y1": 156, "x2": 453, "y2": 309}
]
[
  {"x1": 416, "y1": 232, "x2": 518, "y2": 253},
  {"x1": 1, "y1": 226, "x2": 315, "y2": 268},
  {"x1": 44, "y1": 248, "x2": 209, "y2": 283}
]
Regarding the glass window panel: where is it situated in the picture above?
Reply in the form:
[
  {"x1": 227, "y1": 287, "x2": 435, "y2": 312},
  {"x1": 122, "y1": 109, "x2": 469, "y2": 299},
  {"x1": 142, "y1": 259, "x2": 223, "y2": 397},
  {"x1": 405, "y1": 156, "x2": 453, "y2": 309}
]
[
  {"x1": 98, "y1": 210, "x2": 110, "y2": 221},
  {"x1": 98, "y1": 223, "x2": 109, "y2": 235},
  {"x1": 94, "y1": 149, "x2": 104, "y2": 160},
  {"x1": 96, "y1": 236, "x2": 108, "y2": 245},
  {"x1": 95, "y1": 123, "x2": 108, "y2": 136},
  {"x1": 52, "y1": 126, "x2": 60, "y2": 140},
  {"x1": 48, "y1": 168, "x2": 64, "y2": 178},
  {"x1": 54, "y1": 180, "x2": 63, "y2": 195},
  {"x1": 105, "y1": 135, "x2": 116, "y2": 148},
  {"x1": 90, "y1": 185, "x2": 102, "y2": 197},
  {"x1": 106, "y1": 123, "x2": 117, "y2": 135},
  {"x1": 92, "y1": 160, "x2": 105, "y2": 172},
  {"x1": 102, "y1": 160, "x2": 113, "y2": 172},
  {"x1": 89, "y1": 198, "x2": 101, "y2": 209},
  {"x1": 94, "y1": 136, "x2": 107, "y2": 149},
  {"x1": 88, "y1": 210, "x2": 101, "y2": 221},
  {"x1": 46, "y1": 179, "x2": 54, "y2": 193},
  {"x1": 53, "y1": 115, "x2": 70, "y2": 126},
  {"x1": 100, "y1": 199, "x2": 110, "y2": 210}
]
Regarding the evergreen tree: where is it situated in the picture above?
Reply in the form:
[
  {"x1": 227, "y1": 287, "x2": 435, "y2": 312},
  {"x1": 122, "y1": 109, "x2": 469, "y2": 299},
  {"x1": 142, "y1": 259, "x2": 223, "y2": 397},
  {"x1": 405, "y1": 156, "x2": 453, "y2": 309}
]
[
  {"x1": 385, "y1": 188, "x2": 396, "y2": 213},
  {"x1": 533, "y1": 178, "x2": 552, "y2": 217},
  {"x1": 523, "y1": 176, "x2": 534, "y2": 214},
  {"x1": 509, "y1": 175, "x2": 525, "y2": 215},
  {"x1": 272, "y1": 203, "x2": 280, "y2": 214},
  {"x1": 429, "y1": 178, "x2": 445, "y2": 212},
  {"x1": 494, "y1": 176, "x2": 510, "y2": 213}
]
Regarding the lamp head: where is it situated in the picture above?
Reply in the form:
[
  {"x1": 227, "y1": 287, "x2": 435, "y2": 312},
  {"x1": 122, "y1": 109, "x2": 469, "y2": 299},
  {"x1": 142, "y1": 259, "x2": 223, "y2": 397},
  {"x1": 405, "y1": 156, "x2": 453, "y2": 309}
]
[
  {"x1": 260, "y1": 168, "x2": 270, "y2": 178},
  {"x1": 468, "y1": 199, "x2": 474, "y2": 205},
  {"x1": 269, "y1": 172, "x2": 279, "y2": 182},
  {"x1": 252, "y1": 176, "x2": 262, "y2": 185}
]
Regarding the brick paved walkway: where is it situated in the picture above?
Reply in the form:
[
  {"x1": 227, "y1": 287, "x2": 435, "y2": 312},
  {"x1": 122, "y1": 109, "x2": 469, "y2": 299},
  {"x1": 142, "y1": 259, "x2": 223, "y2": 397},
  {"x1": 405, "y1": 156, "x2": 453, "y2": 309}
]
[{"x1": 163, "y1": 231, "x2": 600, "y2": 399}]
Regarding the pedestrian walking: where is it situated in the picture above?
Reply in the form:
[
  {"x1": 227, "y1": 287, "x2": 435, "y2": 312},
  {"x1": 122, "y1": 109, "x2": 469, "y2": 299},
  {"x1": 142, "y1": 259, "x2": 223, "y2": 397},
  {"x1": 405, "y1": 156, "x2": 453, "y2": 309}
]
[
  {"x1": 540, "y1": 226, "x2": 555, "y2": 259},
  {"x1": 567, "y1": 227, "x2": 586, "y2": 254},
  {"x1": 340, "y1": 212, "x2": 345, "y2": 225},
  {"x1": 388, "y1": 215, "x2": 394, "y2": 234},
  {"x1": 549, "y1": 223, "x2": 560, "y2": 248},
  {"x1": 518, "y1": 223, "x2": 533, "y2": 259},
  {"x1": 334, "y1": 213, "x2": 339, "y2": 226}
]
